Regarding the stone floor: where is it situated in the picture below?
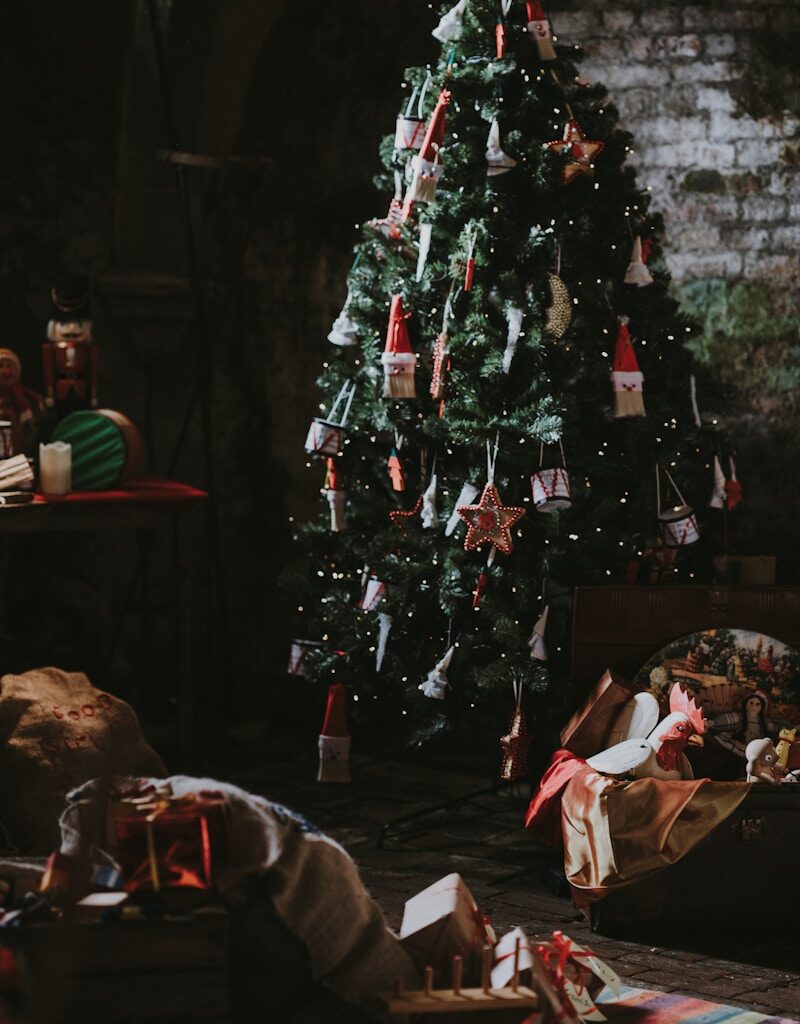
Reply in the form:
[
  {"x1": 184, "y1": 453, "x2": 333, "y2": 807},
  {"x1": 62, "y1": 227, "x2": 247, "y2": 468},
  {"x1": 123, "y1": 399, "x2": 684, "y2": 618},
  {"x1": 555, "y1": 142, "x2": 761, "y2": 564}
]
[{"x1": 222, "y1": 741, "x2": 800, "y2": 1022}]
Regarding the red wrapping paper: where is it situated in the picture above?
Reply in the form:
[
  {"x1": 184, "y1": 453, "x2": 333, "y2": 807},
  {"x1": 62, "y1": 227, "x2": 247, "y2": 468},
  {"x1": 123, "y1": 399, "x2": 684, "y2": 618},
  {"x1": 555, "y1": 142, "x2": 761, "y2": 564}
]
[{"x1": 524, "y1": 748, "x2": 586, "y2": 845}]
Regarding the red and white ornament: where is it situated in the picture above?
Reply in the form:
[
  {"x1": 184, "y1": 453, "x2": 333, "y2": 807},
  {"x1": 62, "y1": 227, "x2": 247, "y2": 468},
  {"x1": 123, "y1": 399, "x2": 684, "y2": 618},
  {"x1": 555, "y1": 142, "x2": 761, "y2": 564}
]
[
  {"x1": 531, "y1": 442, "x2": 571, "y2": 512},
  {"x1": 657, "y1": 465, "x2": 700, "y2": 548},
  {"x1": 317, "y1": 682, "x2": 351, "y2": 784},
  {"x1": 725, "y1": 455, "x2": 743, "y2": 510},
  {"x1": 611, "y1": 319, "x2": 645, "y2": 418},
  {"x1": 361, "y1": 576, "x2": 390, "y2": 611},
  {"x1": 287, "y1": 638, "x2": 322, "y2": 677},
  {"x1": 544, "y1": 120, "x2": 604, "y2": 185},
  {"x1": 526, "y1": 0, "x2": 557, "y2": 61},
  {"x1": 381, "y1": 295, "x2": 416, "y2": 399},
  {"x1": 708, "y1": 455, "x2": 726, "y2": 510},
  {"x1": 404, "y1": 88, "x2": 451, "y2": 214},
  {"x1": 322, "y1": 457, "x2": 346, "y2": 531},
  {"x1": 304, "y1": 380, "x2": 356, "y2": 455},
  {"x1": 395, "y1": 77, "x2": 430, "y2": 150},
  {"x1": 457, "y1": 483, "x2": 525, "y2": 556}
]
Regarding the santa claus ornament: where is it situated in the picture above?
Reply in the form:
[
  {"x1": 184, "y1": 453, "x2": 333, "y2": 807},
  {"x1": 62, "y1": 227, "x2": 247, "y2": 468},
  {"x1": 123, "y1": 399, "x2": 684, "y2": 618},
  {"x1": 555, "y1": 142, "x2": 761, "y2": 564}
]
[
  {"x1": 317, "y1": 683, "x2": 351, "y2": 783},
  {"x1": 544, "y1": 120, "x2": 604, "y2": 185},
  {"x1": 499, "y1": 675, "x2": 532, "y2": 781},
  {"x1": 457, "y1": 439, "x2": 525, "y2": 557},
  {"x1": 657, "y1": 465, "x2": 700, "y2": 548},
  {"x1": 381, "y1": 295, "x2": 416, "y2": 399},
  {"x1": 611, "y1": 319, "x2": 645, "y2": 418},
  {"x1": 304, "y1": 380, "x2": 356, "y2": 455},
  {"x1": 526, "y1": 1, "x2": 557, "y2": 61},
  {"x1": 419, "y1": 645, "x2": 454, "y2": 700},
  {"x1": 322, "y1": 457, "x2": 346, "y2": 532},
  {"x1": 404, "y1": 88, "x2": 451, "y2": 214},
  {"x1": 624, "y1": 236, "x2": 654, "y2": 287},
  {"x1": 530, "y1": 442, "x2": 571, "y2": 512}
]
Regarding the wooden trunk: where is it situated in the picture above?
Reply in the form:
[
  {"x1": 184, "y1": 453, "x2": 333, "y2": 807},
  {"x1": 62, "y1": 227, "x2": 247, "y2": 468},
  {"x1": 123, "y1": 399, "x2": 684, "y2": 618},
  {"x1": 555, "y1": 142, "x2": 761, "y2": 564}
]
[
  {"x1": 589, "y1": 785, "x2": 800, "y2": 937},
  {"x1": 571, "y1": 585, "x2": 800, "y2": 701}
]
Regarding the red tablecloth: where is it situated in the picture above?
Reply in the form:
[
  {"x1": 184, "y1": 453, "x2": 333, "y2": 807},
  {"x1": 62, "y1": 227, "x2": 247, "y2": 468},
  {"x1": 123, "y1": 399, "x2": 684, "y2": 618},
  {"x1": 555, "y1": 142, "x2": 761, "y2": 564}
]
[{"x1": 35, "y1": 476, "x2": 207, "y2": 506}]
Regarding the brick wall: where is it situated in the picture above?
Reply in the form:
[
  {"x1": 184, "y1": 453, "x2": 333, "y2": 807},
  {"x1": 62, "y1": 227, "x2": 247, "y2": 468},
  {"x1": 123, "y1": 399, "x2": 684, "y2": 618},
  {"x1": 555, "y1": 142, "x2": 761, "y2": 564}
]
[{"x1": 550, "y1": 1, "x2": 800, "y2": 284}]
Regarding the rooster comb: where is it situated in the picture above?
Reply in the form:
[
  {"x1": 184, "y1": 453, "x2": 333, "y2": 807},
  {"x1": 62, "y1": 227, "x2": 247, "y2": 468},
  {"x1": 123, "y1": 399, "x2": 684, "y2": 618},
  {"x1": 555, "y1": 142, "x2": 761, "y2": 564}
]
[{"x1": 669, "y1": 683, "x2": 706, "y2": 734}]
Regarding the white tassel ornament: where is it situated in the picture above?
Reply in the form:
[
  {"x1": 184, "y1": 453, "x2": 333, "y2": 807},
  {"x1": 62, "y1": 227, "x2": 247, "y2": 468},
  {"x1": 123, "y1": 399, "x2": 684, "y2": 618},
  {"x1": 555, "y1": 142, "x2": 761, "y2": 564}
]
[
  {"x1": 502, "y1": 305, "x2": 524, "y2": 374},
  {"x1": 486, "y1": 119, "x2": 517, "y2": 177},
  {"x1": 419, "y1": 645, "x2": 454, "y2": 699},
  {"x1": 445, "y1": 482, "x2": 479, "y2": 536},
  {"x1": 624, "y1": 236, "x2": 654, "y2": 287},
  {"x1": 416, "y1": 223, "x2": 433, "y2": 282},
  {"x1": 421, "y1": 472, "x2": 439, "y2": 529},
  {"x1": 432, "y1": 0, "x2": 467, "y2": 42}
]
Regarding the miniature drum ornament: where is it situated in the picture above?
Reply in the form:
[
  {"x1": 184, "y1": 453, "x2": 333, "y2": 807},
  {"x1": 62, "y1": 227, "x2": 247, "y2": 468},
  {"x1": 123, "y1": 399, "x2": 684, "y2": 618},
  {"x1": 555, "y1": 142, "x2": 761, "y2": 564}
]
[
  {"x1": 304, "y1": 418, "x2": 345, "y2": 456},
  {"x1": 659, "y1": 503, "x2": 700, "y2": 547},
  {"x1": 0, "y1": 421, "x2": 13, "y2": 459},
  {"x1": 395, "y1": 115, "x2": 425, "y2": 150},
  {"x1": 360, "y1": 577, "x2": 389, "y2": 612},
  {"x1": 287, "y1": 639, "x2": 321, "y2": 677},
  {"x1": 531, "y1": 467, "x2": 572, "y2": 512},
  {"x1": 52, "y1": 409, "x2": 143, "y2": 491}
]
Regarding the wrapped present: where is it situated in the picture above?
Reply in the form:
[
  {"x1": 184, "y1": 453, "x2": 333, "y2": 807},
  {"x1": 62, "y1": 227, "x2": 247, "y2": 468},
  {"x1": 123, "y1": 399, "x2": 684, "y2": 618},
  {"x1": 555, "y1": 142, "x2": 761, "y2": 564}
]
[
  {"x1": 560, "y1": 669, "x2": 640, "y2": 758},
  {"x1": 113, "y1": 792, "x2": 228, "y2": 892},
  {"x1": 535, "y1": 930, "x2": 621, "y2": 1022},
  {"x1": 399, "y1": 873, "x2": 495, "y2": 985}
]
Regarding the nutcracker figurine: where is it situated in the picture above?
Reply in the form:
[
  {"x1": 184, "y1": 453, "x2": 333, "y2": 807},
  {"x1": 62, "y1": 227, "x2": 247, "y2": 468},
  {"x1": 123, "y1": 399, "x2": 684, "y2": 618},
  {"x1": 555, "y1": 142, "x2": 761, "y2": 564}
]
[
  {"x1": 0, "y1": 348, "x2": 39, "y2": 453},
  {"x1": 43, "y1": 274, "x2": 98, "y2": 418}
]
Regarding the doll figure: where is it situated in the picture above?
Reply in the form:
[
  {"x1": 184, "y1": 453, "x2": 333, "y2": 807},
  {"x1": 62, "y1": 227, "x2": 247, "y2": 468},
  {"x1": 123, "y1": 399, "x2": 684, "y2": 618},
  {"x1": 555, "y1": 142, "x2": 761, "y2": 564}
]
[
  {"x1": 0, "y1": 349, "x2": 40, "y2": 454},
  {"x1": 42, "y1": 274, "x2": 98, "y2": 419},
  {"x1": 709, "y1": 690, "x2": 780, "y2": 761}
]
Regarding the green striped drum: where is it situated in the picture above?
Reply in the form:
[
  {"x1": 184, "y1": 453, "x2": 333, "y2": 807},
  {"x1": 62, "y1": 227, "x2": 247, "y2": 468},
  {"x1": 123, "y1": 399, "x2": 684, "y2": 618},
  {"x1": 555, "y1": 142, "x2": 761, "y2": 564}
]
[{"x1": 52, "y1": 410, "x2": 143, "y2": 491}]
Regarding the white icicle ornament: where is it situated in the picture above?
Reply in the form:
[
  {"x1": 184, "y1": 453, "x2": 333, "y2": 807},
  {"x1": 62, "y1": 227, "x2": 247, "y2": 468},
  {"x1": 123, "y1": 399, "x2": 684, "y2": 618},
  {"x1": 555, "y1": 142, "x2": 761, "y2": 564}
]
[
  {"x1": 419, "y1": 645, "x2": 454, "y2": 699},
  {"x1": 529, "y1": 606, "x2": 549, "y2": 661},
  {"x1": 709, "y1": 455, "x2": 727, "y2": 510},
  {"x1": 486, "y1": 119, "x2": 517, "y2": 177},
  {"x1": 445, "y1": 481, "x2": 479, "y2": 536},
  {"x1": 376, "y1": 612, "x2": 393, "y2": 671},
  {"x1": 502, "y1": 306, "x2": 524, "y2": 374},
  {"x1": 432, "y1": 0, "x2": 467, "y2": 42}
]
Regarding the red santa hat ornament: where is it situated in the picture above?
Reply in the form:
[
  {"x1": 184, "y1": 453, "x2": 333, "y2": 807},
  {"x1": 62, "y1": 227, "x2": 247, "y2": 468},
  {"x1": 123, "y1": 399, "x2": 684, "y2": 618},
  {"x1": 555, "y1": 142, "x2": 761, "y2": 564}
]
[
  {"x1": 526, "y1": 1, "x2": 557, "y2": 61},
  {"x1": 381, "y1": 295, "x2": 416, "y2": 399},
  {"x1": 317, "y1": 682, "x2": 351, "y2": 783},
  {"x1": 611, "y1": 319, "x2": 645, "y2": 418},
  {"x1": 404, "y1": 88, "x2": 451, "y2": 214}
]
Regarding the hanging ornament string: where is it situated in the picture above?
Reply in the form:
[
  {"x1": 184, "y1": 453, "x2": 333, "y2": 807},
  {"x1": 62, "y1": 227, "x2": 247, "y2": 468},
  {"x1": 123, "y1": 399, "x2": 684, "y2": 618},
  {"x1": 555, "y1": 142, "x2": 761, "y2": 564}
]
[
  {"x1": 328, "y1": 380, "x2": 357, "y2": 426},
  {"x1": 539, "y1": 439, "x2": 566, "y2": 469},
  {"x1": 663, "y1": 467, "x2": 688, "y2": 508},
  {"x1": 485, "y1": 433, "x2": 501, "y2": 567},
  {"x1": 655, "y1": 462, "x2": 661, "y2": 514},
  {"x1": 689, "y1": 374, "x2": 702, "y2": 429},
  {"x1": 555, "y1": 241, "x2": 562, "y2": 277}
]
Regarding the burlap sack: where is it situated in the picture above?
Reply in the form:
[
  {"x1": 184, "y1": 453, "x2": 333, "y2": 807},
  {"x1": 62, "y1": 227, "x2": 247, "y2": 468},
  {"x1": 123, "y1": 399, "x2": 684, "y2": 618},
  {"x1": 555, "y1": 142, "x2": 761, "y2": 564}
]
[{"x1": 0, "y1": 668, "x2": 164, "y2": 853}]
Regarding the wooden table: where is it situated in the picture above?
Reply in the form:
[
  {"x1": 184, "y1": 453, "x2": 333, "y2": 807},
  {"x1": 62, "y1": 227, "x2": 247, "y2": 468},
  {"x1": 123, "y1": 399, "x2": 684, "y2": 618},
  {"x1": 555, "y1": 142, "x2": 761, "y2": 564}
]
[{"x1": 0, "y1": 478, "x2": 207, "y2": 762}]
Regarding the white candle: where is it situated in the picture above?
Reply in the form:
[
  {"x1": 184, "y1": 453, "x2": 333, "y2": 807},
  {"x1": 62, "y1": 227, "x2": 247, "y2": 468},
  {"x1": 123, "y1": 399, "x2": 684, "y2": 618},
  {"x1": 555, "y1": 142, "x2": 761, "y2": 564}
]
[{"x1": 39, "y1": 442, "x2": 72, "y2": 495}]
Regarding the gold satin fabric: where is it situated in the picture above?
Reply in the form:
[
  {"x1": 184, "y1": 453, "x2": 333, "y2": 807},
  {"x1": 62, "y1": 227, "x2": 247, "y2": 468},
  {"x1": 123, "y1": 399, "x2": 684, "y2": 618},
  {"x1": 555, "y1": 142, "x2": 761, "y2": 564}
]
[{"x1": 562, "y1": 766, "x2": 749, "y2": 908}]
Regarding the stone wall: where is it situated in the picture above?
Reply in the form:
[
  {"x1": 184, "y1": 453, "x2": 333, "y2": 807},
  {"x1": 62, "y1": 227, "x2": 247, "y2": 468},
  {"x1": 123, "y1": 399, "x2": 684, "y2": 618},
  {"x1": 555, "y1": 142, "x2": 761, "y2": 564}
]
[{"x1": 550, "y1": 0, "x2": 800, "y2": 285}]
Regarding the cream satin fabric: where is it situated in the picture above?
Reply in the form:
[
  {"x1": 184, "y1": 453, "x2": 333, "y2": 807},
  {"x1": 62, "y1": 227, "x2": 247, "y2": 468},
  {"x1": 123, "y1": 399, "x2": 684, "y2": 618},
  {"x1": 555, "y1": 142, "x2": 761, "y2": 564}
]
[{"x1": 562, "y1": 765, "x2": 749, "y2": 907}]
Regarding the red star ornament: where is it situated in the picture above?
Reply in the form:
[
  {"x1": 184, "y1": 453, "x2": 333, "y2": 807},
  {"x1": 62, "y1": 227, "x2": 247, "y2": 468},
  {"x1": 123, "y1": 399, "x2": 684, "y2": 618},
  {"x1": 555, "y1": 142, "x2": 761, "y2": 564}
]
[
  {"x1": 544, "y1": 119, "x2": 605, "y2": 184},
  {"x1": 457, "y1": 483, "x2": 525, "y2": 555}
]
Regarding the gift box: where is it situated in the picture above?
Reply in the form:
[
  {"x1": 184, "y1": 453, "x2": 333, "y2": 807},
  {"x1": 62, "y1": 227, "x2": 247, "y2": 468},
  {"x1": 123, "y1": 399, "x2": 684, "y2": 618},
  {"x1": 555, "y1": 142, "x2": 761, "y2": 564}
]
[
  {"x1": 560, "y1": 669, "x2": 641, "y2": 758},
  {"x1": 113, "y1": 792, "x2": 228, "y2": 893},
  {"x1": 399, "y1": 873, "x2": 495, "y2": 986},
  {"x1": 534, "y1": 930, "x2": 620, "y2": 1022}
]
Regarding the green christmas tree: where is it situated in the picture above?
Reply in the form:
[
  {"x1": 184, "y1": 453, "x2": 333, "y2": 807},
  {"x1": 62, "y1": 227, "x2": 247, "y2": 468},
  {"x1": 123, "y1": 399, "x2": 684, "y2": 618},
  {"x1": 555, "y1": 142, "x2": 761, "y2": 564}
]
[{"x1": 289, "y1": 0, "x2": 720, "y2": 756}]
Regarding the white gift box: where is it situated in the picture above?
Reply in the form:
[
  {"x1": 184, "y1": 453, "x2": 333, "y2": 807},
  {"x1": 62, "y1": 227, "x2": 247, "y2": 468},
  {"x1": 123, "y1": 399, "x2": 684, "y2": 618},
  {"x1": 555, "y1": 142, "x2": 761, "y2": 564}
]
[{"x1": 399, "y1": 872, "x2": 494, "y2": 985}]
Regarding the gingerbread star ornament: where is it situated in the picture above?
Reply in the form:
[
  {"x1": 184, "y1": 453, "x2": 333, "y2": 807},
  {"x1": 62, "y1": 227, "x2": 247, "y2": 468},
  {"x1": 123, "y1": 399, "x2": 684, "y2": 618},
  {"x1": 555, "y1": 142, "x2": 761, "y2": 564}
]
[
  {"x1": 457, "y1": 483, "x2": 525, "y2": 555},
  {"x1": 545, "y1": 119, "x2": 604, "y2": 184}
]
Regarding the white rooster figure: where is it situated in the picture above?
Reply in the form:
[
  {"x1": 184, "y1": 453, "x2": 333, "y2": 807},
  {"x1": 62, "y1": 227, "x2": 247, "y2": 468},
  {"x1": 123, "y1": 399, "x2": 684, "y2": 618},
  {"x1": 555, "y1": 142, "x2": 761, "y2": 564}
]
[{"x1": 587, "y1": 683, "x2": 706, "y2": 781}]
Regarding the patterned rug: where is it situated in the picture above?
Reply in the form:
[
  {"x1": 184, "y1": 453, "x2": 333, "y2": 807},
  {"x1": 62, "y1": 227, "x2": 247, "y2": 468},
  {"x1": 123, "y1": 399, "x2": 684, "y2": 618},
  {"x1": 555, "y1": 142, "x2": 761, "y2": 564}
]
[{"x1": 598, "y1": 984, "x2": 798, "y2": 1024}]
